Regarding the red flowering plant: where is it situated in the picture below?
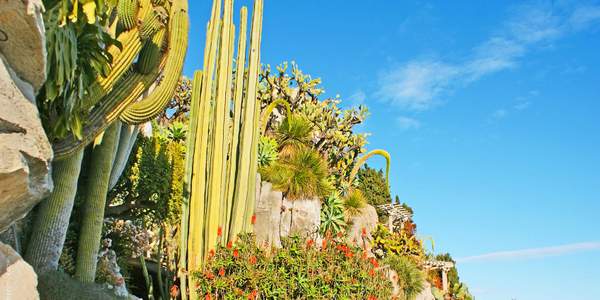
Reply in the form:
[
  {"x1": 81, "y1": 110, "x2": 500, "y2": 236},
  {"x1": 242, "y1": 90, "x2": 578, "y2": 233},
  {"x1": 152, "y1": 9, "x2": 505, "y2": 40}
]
[{"x1": 192, "y1": 233, "x2": 392, "y2": 299}]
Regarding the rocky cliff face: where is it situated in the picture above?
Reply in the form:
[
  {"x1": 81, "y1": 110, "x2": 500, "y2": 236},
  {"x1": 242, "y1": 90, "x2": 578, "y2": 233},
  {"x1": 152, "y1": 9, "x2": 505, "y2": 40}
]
[
  {"x1": 0, "y1": 241, "x2": 39, "y2": 299},
  {"x1": 0, "y1": 0, "x2": 52, "y2": 233}
]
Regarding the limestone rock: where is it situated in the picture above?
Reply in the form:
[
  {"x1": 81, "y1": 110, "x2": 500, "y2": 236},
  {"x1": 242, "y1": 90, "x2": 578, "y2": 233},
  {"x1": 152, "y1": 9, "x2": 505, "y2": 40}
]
[
  {"x1": 0, "y1": 55, "x2": 53, "y2": 233},
  {"x1": 415, "y1": 281, "x2": 437, "y2": 300},
  {"x1": 0, "y1": 241, "x2": 39, "y2": 300},
  {"x1": 0, "y1": 0, "x2": 46, "y2": 91},
  {"x1": 254, "y1": 181, "x2": 283, "y2": 248},
  {"x1": 281, "y1": 197, "x2": 321, "y2": 239},
  {"x1": 347, "y1": 204, "x2": 378, "y2": 250}
]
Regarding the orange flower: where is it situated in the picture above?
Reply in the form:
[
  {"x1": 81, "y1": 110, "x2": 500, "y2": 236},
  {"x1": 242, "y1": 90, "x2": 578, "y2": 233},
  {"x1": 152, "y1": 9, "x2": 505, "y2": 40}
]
[
  {"x1": 321, "y1": 239, "x2": 327, "y2": 249},
  {"x1": 248, "y1": 290, "x2": 258, "y2": 300},
  {"x1": 218, "y1": 267, "x2": 225, "y2": 276},
  {"x1": 361, "y1": 227, "x2": 367, "y2": 237},
  {"x1": 249, "y1": 255, "x2": 257, "y2": 265},
  {"x1": 208, "y1": 249, "x2": 215, "y2": 258},
  {"x1": 226, "y1": 241, "x2": 233, "y2": 249},
  {"x1": 251, "y1": 214, "x2": 257, "y2": 225},
  {"x1": 345, "y1": 251, "x2": 353, "y2": 258},
  {"x1": 306, "y1": 239, "x2": 314, "y2": 248},
  {"x1": 217, "y1": 226, "x2": 223, "y2": 237},
  {"x1": 205, "y1": 293, "x2": 212, "y2": 300},
  {"x1": 362, "y1": 251, "x2": 368, "y2": 260},
  {"x1": 369, "y1": 269, "x2": 375, "y2": 277},
  {"x1": 369, "y1": 257, "x2": 379, "y2": 268},
  {"x1": 170, "y1": 285, "x2": 179, "y2": 298},
  {"x1": 233, "y1": 249, "x2": 239, "y2": 258},
  {"x1": 367, "y1": 296, "x2": 377, "y2": 300}
]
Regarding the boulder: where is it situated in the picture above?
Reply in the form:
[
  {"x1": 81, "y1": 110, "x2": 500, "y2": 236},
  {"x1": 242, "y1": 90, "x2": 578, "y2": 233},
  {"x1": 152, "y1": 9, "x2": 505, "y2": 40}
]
[
  {"x1": 0, "y1": 241, "x2": 39, "y2": 299},
  {"x1": 0, "y1": 0, "x2": 46, "y2": 91},
  {"x1": 254, "y1": 181, "x2": 284, "y2": 248},
  {"x1": 347, "y1": 204, "x2": 378, "y2": 250},
  {"x1": 415, "y1": 281, "x2": 437, "y2": 300},
  {"x1": 0, "y1": 54, "x2": 53, "y2": 233},
  {"x1": 281, "y1": 197, "x2": 321, "y2": 239}
]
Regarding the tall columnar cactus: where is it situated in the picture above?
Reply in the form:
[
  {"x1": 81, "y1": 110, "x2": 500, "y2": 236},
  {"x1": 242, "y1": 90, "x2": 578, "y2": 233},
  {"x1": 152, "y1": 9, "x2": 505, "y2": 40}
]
[
  {"x1": 179, "y1": 0, "x2": 263, "y2": 297},
  {"x1": 26, "y1": 0, "x2": 189, "y2": 276}
]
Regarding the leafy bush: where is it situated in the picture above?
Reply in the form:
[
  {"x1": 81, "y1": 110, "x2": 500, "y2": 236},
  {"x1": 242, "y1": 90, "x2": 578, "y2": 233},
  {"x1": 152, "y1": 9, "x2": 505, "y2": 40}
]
[
  {"x1": 192, "y1": 234, "x2": 393, "y2": 299},
  {"x1": 343, "y1": 188, "x2": 366, "y2": 217},
  {"x1": 384, "y1": 255, "x2": 425, "y2": 300},
  {"x1": 371, "y1": 224, "x2": 425, "y2": 260},
  {"x1": 357, "y1": 165, "x2": 392, "y2": 217}
]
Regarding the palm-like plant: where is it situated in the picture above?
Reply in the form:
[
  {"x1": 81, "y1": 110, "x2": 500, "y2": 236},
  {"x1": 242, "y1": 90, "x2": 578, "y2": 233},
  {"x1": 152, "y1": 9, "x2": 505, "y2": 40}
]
[
  {"x1": 343, "y1": 188, "x2": 366, "y2": 217},
  {"x1": 167, "y1": 121, "x2": 187, "y2": 142},
  {"x1": 320, "y1": 193, "x2": 346, "y2": 235},
  {"x1": 275, "y1": 114, "x2": 313, "y2": 157},
  {"x1": 384, "y1": 255, "x2": 425, "y2": 300},
  {"x1": 261, "y1": 146, "x2": 332, "y2": 200}
]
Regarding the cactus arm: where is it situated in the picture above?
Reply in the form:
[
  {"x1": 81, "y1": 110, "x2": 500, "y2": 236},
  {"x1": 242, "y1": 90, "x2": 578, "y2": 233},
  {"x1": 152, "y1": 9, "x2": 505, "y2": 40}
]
[
  {"x1": 260, "y1": 98, "x2": 292, "y2": 134},
  {"x1": 221, "y1": 23, "x2": 236, "y2": 239},
  {"x1": 205, "y1": 0, "x2": 233, "y2": 259},
  {"x1": 74, "y1": 122, "x2": 122, "y2": 283},
  {"x1": 120, "y1": 0, "x2": 189, "y2": 124},
  {"x1": 108, "y1": 121, "x2": 140, "y2": 190},
  {"x1": 117, "y1": 0, "x2": 139, "y2": 30},
  {"x1": 24, "y1": 150, "x2": 85, "y2": 274},
  {"x1": 348, "y1": 149, "x2": 391, "y2": 187},
  {"x1": 229, "y1": 0, "x2": 263, "y2": 237},
  {"x1": 224, "y1": 7, "x2": 248, "y2": 239},
  {"x1": 179, "y1": 71, "x2": 202, "y2": 300}
]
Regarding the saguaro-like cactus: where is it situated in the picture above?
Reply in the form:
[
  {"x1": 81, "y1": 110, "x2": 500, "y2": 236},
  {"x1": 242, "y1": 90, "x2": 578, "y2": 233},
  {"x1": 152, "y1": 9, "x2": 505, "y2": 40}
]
[
  {"x1": 179, "y1": 0, "x2": 263, "y2": 297},
  {"x1": 26, "y1": 0, "x2": 189, "y2": 276}
]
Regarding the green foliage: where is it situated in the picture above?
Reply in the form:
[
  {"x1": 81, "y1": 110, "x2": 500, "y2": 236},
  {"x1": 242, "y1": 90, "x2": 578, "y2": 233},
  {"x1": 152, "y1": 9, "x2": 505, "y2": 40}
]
[
  {"x1": 275, "y1": 114, "x2": 313, "y2": 156},
  {"x1": 257, "y1": 136, "x2": 278, "y2": 167},
  {"x1": 166, "y1": 121, "x2": 187, "y2": 143},
  {"x1": 108, "y1": 129, "x2": 185, "y2": 226},
  {"x1": 343, "y1": 189, "x2": 366, "y2": 217},
  {"x1": 260, "y1": 146, "x2": 333, "y2": 200},
  {"x1": 320, "y1": 193, "x2": 346, "y2": 236},
  {"x1": 371, "y1": 224, "x2": 425, "y2": 261},
  {"x1": 258, "y1": 62, "x2": 369, "y2": 189},
  {"x1": 357, "y1": 164, "x2": 392, "y2": 209},
  {"x1": 384, "y1": 255, "x2": 425, "y2": 300},
  {"x1": 38, "y1": 4, "x2": 120, "y2": 140},
  {"x1": 192, "y1": 234, "x2": 393, "y2": 299},
  {"x1": 38, "y1": 270, "x2": 127, "y2": 300}
]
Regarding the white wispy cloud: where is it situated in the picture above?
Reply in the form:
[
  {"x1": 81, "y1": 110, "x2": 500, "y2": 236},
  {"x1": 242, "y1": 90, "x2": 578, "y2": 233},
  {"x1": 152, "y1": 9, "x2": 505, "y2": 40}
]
[
  {"x1": 348, "y1": 90, "x2": 367, "y2": 106},
  {"x1": 376, "y1": 2, "x2": 600, "y2": 111},
  {"x1": 397, "y1": 116, "x2": 422, "y2": 130},
  {"x1": 457, "y1": 242, "x2": 600, "y2": 263},
  {"x1": 491, "y1": 109, "x2": 508, "y2": 119}
]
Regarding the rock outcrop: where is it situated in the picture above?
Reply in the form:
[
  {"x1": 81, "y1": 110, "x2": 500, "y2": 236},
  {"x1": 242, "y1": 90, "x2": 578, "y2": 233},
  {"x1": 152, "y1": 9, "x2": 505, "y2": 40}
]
[
  {"x1": 0, "y1": 242, "x2": 39, "y2": 299},
  {"x1": 0, "y1": 0, "x2": 52, "y2": 233},
  {"x1": 254, "y1": 180, "x2": 321, "y2": 247},
  {"x1": 415, "y1": 281, "x2": 437, "y2": 300},
  {"x1": 347, "y1": 204, "x2": 378, "y2": 250}
]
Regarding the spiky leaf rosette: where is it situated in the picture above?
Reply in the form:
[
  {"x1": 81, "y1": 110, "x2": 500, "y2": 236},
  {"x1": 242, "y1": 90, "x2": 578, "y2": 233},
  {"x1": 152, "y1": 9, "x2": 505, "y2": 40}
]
[
  {"x1": 320, "y1": 192, "x2": 346, "y2": 235},
  {"x1": 257, "y1": 136, "x2": 278, "y2": 167}
]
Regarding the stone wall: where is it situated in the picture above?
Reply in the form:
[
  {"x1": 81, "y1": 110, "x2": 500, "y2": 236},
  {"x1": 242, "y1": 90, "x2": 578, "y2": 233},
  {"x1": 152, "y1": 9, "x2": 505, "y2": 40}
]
[{"x1": 0, "y1": 0, "x2": 52, "y2": 233}]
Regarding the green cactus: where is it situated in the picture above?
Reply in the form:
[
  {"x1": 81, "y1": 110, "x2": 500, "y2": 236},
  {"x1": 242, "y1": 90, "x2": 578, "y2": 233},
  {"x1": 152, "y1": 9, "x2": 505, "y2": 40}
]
[
  {"x1": 138, "y1": 28, "x2": 166, "y2": 74},
  {"x1": 140, "y1": 6, "x2": 167, "y2": 40},
  {"x1": 118, "y1": 0, "x2": 139, "y2": 30},
  {"x1": 180, "y1": 1, "x2": 264, "y2": 297}
]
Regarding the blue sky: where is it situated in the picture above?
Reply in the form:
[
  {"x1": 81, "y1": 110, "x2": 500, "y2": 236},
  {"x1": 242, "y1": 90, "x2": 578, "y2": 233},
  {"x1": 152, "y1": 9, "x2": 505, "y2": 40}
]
[{"x1": 183, "y1": 1, "x2": 600, "y2": 299}]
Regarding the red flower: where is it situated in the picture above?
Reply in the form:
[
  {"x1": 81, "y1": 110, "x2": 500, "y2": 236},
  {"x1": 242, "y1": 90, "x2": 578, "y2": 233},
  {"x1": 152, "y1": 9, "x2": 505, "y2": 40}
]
[
  {"x1": 205, "y1": 272, "x2": 215, "y2": 280},
  {"x1": 367, "y1": 296, "x2": 377, "y2": 300},
  {"x1": 218, "y1": 267, "x2": 225, "y2": 276},
  {"x1": 361, "y1": 227, "x2": 367, "y2": 237},
  {"x1": 248, "y1": 290, "x2": 258, "y2": 300},
  {"x1": 345, "y1": 251, "x2": 353, "y2": 258},
  {"x1": 369, "y1": 269, "x2": 375, "y2": 277},
  {"x1": 306, "y1": 239, "x2": 314, "y2": 248},
  {"x1": 170, "y1": 284, "x2": 179, "y2": 297},
  {"x1": 249, "y1": 255, "x2": 257, "y2": 265},
  {"x1": 205, "y1": 293, "x2": 212, "y2": 300},
  {"x1": 226, "y1": 241, "x2": 233, "y2": 249},
  {"x1": 251, "y1": 214, "x2": 257, "y2": 225},
  {"x1": 369, "y1": 257, "x2": 379, "y2": 268},
  {"x1": 233, "y1": 249, "x2": 239, "y2": 258},
  {"x1": 208, "y1": 249, "x2": 215, "y2": 258},
  {"x1": 362, "y1": 251, "x2": 368, "y2": 260},
  {"x1": 321, "y1": 239, "x2": 327, "y2": 250},
  {"x1": 217, "y1": 226, "x2": 223, "y2": 237}
]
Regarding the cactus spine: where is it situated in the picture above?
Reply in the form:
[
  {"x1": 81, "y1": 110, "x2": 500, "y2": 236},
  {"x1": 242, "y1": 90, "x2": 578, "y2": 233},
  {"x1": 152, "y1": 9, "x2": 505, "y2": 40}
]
[{"x1": 180, "y1": 0, "x2": 263, "y2": 295}]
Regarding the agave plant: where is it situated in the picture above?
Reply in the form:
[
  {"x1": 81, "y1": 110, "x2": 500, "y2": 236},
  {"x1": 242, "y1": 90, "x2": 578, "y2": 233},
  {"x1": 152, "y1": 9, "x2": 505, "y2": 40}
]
[
  {"x1": 343, "y1": 188, "x2": 366, "y2": 217},
  {"x1": 257, "y1": 136, "x2": 278, "y2": 167},
  {"x1": 320, "y1": 193, "x2": 346, "y2": 235},
  {"x1": 167, "y1": 121, "x2": 187, "y2": 142},
  {"x1": 275, "y1": 114, "x2": 313, "y2": 157}
]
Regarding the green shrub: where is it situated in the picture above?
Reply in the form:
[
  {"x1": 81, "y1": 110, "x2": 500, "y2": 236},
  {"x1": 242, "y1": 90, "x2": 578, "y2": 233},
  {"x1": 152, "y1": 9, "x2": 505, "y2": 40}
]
[
  {"x1": 192, "y1": 234, "x2": 392, "y2": 299},
  {"x1": 257, "y1": 136, "x2": 278, "y2": 167},
  {"x1": 384, "y1": 255, "x2": 425, "y2": 300},
  {"x1": 371, "y1": 224, "x2": 425, "y2": 260},
  {"x1": 320, "y1": 193, "x2": 346, "y2": 235}
]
